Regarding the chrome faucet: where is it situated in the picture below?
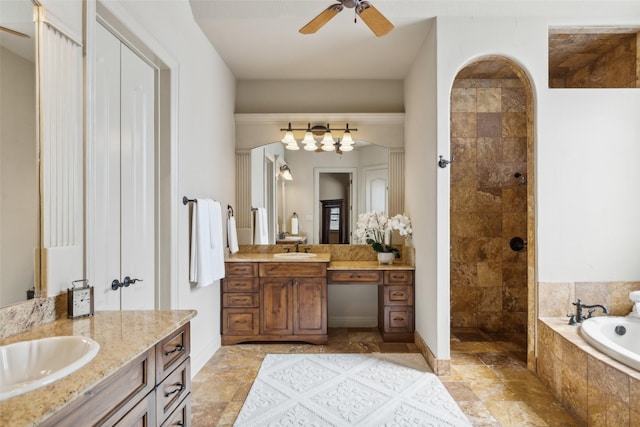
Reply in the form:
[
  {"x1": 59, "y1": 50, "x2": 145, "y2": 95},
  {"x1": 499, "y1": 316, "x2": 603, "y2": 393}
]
[{"x1": 568, "y1": 299, "x2": 609, "y2": 324}]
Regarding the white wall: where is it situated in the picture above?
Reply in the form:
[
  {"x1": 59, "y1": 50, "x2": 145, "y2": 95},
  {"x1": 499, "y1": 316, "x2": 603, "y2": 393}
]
[
  {"x1": 404, "y1": 19, "x2": 440, "y2": 355},
  {"x1": 107, "y1": 0, "x2": 236, "y2": 375}
]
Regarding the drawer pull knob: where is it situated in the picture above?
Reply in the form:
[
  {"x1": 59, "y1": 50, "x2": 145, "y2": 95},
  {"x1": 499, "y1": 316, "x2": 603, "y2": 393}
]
[
  {"x1": 234, "y1": 320, "x2": 247, "y2": 324},
  {"x1": 392, "y1": 292, "x2": 404, "y2": 296},
  {"x1": 165, "y1": 344, "x2": 185, "y2": 356},
  {"x1": 393, "y1": 317, "x2": 405, "y2": 321},
  {"x1": 165, "y1": 383, "x2": 185, "y2": 397}
]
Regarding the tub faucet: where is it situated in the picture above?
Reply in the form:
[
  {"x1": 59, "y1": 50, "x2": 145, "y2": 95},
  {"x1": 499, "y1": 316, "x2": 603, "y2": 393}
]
[{"x1": 570, "y1": 299, "x2": 609, "y2": 324}]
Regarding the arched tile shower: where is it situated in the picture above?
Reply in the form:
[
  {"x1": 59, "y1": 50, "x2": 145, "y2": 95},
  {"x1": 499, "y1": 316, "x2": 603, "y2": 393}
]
[{"x1": 449, "y1": 57, "x2": 535, "y2": 363}]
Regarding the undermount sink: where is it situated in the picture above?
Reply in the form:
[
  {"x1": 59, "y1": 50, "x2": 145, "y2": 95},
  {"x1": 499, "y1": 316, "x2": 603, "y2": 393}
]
[
  {"x1": 283, "y1": 236, "x2": 304, "y2": 241},
  {"x1": 273, "y1": 252, "x2": 317, "y2": 259},
  {"x1": 0, "y1": 336, "x2": 100, "y2": 401}
]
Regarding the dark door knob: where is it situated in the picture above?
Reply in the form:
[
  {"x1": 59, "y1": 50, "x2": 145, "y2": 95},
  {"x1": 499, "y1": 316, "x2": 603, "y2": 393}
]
[
  {"x1": 123, "y1": 276, "x2": 143, "y2": 287},
  {"x1": 111, "y1": 276, "x2": 143, "y2": 290}
]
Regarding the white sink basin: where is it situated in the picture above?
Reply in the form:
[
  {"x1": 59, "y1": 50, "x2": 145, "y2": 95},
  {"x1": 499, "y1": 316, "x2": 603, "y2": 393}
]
[
  {"x1": 0, "y1": 336, "x2": 100, "y2": 401},
  {"x1": 283, "y1": 236, "x2": 304, "y2": 241},
  {"x1": 273, "y1": 252, "x2": 317, "y2": 259}
]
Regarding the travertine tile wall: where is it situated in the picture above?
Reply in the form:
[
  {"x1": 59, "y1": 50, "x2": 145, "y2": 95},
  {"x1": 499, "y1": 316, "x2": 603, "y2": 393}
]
[
  {"x1": 538, "y1": 318, "x2": 640, "y2": 426},
  {"x1": 538, "y1": 281, "x2": 640, "y2": 317},
  {"x1": 564, "y1": 32, "x2": 639, "y2": 88},
  {"x1": 450, "y1": 78, "x2": 528, "y2": 345}
]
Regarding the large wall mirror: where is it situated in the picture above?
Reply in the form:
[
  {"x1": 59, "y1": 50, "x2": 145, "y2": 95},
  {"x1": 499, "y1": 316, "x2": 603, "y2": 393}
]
[
  {"x1": 250, "y1": 140, "x2": 389, "y2": 244},
  {"x1": 0, "y1": 0, "x2": 40, "y2": 307},
  {"x1": 236, "y1": 114, "x2": 405, "y2": 246}
]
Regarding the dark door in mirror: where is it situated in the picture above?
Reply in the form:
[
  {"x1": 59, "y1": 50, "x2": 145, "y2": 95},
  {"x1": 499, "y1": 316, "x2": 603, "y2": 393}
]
[{"x1": 321, "y1": 199, "x2": 346, "y2": 244}]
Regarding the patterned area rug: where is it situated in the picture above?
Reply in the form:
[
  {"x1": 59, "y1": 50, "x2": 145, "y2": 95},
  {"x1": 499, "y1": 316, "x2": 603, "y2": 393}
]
[{"x1": 234, "y1": 353, "x2": 472, "y2": 426}]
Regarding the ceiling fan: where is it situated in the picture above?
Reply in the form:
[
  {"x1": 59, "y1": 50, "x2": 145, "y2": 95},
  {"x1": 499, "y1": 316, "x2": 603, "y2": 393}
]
[{"x1": 299, "y1": 0, "x2": 394, "y2": 37}]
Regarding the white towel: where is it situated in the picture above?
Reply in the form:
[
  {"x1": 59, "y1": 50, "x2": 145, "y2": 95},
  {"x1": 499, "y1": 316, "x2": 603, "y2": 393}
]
[
  {"x1": 190, "y1": 199, "x2": 225, "y2": 287},
  {"x1": 254, "y1": 207, "x2": 268, "y2": 244},
  {"x1": 227, "y1": 216, "x2": 239, "y2": 254}
]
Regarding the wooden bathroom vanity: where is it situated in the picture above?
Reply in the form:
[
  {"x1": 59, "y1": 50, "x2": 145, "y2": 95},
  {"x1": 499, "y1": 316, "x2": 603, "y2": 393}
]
[
  {"x1": 0, "y1": 310, "x2": 195, "y2": 426},
  {"x1": 222, "y1": 253, "x2": 415, "y2": 345}
]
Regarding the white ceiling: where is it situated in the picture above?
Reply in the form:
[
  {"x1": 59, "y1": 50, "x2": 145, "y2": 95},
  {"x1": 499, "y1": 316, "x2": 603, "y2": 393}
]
[
  {"x1": 190, "y1": 1, "x2": 638, "y2": 81},
  {"x1": 189, "y1": 0, "x2": 435, "y2": 80}
]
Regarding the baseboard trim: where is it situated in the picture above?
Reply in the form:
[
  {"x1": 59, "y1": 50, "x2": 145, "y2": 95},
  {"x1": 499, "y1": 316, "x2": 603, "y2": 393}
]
[{"x1": 414, "y1": 330, "x2": 451, "y2": 376}]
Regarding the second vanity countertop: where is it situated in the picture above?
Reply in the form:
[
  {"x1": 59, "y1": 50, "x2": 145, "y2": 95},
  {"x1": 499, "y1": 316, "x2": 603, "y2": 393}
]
[
  {"x1": 0, "y1": 309, "x2": 196, "y2": 426},
  {"x1": 226, "y1": 253, "x2": 331, "y2": 263},
  {"x1": 225, "y1": 253, "x2": 414, "y2": 270}
]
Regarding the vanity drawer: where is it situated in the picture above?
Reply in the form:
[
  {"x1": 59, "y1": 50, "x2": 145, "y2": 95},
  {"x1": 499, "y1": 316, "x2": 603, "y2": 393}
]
[
  {"x1": 157, "y1": 358, "x2": 191, "y2": 423},
  {"x1": 161, "y1": 393, "x2": 191, "y2": 427},
  {"x1": 382, "y1": 307, "x2": 414, "y2": 333},
  {"x1": 226, "y1": 262, "x2": 258, "y2": 277},
  {"x1": 223, "y1": 292, "x2": 259, "y2": 307},
  {"x1": 112, "y1": 390, "x2": 157, "y2": 427},
  {"x1": 383, "y1": 285, "x2": 413, "y2": 306},
  {"x1": 42, "y1": 347, "x2": 156, "y2": 426},
  {"x1": 223, "y1": 277, "x2": 259, "y2": 292},
  {"x1": 260, "y1": 262, "x2": 327, "y2": 277},
  {"x1": 384, "y1": 270, "x2": 414, "y2": 285},
  {"x1": 156, "y1": 323, "x2": 190, "y2": 384},
  {"x1": 327, "y1": 270, "x2": 382, "y2": 284},
  {"x1": 222, "y1": 308, "x2": 259, "y2": 335}
]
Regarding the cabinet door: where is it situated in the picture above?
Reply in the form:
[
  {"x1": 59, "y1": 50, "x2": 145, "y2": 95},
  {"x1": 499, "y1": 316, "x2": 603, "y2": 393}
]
[
  {"x1": 293, "y1": 277, "x2": 327, "y2": 335},
  {"x1": 261, "y1": 278, "x2": 293, "y2": 335}
]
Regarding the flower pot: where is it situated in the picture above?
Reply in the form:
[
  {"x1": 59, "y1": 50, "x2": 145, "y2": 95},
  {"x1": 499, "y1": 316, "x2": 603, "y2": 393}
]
[{"x1": 377, "y1": 252, "x2": 394, "y2": 265}]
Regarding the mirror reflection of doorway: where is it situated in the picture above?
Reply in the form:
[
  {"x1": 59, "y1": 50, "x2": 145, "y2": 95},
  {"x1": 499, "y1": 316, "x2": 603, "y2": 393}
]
[
  {"x1": 321, "y1": 199, "x2": 346, "y2": 243},
  {"x1": 319, "y1": 172, "x2": 351, "y2": 244}
]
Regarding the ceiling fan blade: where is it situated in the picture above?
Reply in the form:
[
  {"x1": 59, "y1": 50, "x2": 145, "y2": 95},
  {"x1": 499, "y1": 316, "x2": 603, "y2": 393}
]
[
  {"x1": 358, "y1": 4, "x2": 394, "y2": 37},
  {"x1": 299, "y1": 5, "x2": 342, "y2": 35},
  {"x1": 0, "y1": 26, "x2": 30, "y2": 39}
]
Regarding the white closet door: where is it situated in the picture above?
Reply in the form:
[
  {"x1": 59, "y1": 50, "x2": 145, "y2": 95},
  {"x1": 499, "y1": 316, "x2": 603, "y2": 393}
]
[
  {"x1": 119, "y1": 43, "x2": 155, "y2": 310},
  {"x1": 94, "y1": 24, "x2": 122, "y2": 310},
  {"x1": 93, "y1": 24, "x2": 155, "y2": 310}
]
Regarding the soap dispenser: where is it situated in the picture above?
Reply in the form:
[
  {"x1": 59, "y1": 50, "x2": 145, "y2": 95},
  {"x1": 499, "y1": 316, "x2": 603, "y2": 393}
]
[{"x1": 291, "y1": 212, "x2": 299, "y2": 235}]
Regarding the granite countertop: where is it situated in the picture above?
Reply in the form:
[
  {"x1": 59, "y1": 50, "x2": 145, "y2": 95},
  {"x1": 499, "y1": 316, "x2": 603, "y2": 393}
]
[
  {"x1": 328, "y1": 261, "x2": 415, "y2": 270},
  {"x1": 224, "y1": 254, "x2": 413, "y2": 270},
  {"x1": 225, "y1": 253, "x2": 332, "y2": 263},
  {"x1": 0, "y1": 310, "x2": 196, "y2": 426}
]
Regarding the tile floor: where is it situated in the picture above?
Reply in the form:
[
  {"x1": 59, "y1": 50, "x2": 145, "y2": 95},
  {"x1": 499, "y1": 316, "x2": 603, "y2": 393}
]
[{"x1": 191, "y1": 327, "x2": 579, "y2": 426}]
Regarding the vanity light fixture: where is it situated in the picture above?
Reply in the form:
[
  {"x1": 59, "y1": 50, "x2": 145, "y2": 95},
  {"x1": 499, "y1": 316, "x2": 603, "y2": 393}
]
[
  {"x1": 279, "y1": 122, "x2": 358, "y2": 152},
  {"x1": 280, "y1": 165, "x2": 293, "y2": 180},
  {"x1": 320, "y1": 124, "x2": 336, "y2": 151}
]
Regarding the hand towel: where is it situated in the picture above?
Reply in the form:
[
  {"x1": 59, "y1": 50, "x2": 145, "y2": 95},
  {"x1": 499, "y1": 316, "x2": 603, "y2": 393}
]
[
  {"x1": 254, "y1": 207, "x2": 268, "y2": 244},
  {"x1": 227, "y1": 215, "x2": 239, "y2": 254},
  {"x1": 190, "y1": 199, "x2": 225, "y2": 287}
]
